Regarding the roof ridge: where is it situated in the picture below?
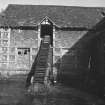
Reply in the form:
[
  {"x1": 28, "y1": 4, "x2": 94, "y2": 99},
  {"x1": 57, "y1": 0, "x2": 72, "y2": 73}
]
[{"x1": 7, "y1": 4, "x2": 105, "y2": 9}]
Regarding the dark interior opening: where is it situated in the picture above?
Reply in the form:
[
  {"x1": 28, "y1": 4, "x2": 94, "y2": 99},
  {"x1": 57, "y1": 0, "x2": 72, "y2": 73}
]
[
  {"x1": 18, "y1": 51, "x2": 21, "y2": 55},
  {"x1": 40, "y1": 20, "x2": 53, "y2": 45}
]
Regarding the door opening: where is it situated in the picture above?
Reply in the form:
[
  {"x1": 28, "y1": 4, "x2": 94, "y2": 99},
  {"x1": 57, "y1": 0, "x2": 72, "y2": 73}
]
[{"x1": 40, "y1": 17, "x2": 53, "y2": 45}]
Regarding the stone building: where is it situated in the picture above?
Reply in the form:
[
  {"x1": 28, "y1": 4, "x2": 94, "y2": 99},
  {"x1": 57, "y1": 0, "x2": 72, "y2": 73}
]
[{"x1": 0, "y1": 4, "x2": 105, "y2": 87}]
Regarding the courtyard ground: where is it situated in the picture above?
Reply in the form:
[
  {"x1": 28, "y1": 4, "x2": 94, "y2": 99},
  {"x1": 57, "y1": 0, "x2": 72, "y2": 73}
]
[{"x1": 0, "y1": 75, "x2": 105, "y2": 105}]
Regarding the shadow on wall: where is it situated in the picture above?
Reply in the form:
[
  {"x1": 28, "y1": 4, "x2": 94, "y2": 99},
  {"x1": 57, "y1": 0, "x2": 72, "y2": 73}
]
[{"x1": 54, "y1": 17, "x2": 105, "y2": 97}]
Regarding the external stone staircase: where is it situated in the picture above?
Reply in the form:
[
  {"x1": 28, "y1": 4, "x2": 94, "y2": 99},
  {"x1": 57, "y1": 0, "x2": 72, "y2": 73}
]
[
  {"x1": 33, "y1": 42, "x2": 50, "y2": 84},
  {"x1": 26, "y1": 35, "x2": 53, "y2": 94}
]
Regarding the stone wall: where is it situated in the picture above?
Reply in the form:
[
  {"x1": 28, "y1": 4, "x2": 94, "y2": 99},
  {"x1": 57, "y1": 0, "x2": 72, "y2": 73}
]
[
  {"x1": 54, "y1": 29, "x2": 105, "y2": 98},
  {"x1": 54, "y1": 30, "x2": 91, "y2": 86},
  {"x1": 0, "y1": 28, "x2": 40, "y2": 75},
  {"x1": 0, "y1": 28, "x2": 103, "y2": 86}
]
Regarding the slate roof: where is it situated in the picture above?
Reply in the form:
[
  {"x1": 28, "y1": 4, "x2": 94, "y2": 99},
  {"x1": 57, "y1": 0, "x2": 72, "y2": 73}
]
[{"x1": 0, "y1": 4, "x2": 105, "y2": 28}]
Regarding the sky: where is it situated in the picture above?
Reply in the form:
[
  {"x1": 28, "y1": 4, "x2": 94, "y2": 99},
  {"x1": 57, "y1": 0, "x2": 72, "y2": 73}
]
[{"x1": 0, "y1": 0, "x2": 105, "y2": 11}]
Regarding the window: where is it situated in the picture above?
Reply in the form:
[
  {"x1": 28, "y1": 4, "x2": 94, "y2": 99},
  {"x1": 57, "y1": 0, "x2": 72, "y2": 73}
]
[
  {"x1": 3, "y1": 32, "x2": 8, "y2": 39},
  {"x1": 17, "y1": 48, "x2": 30, "y2": 55},
  {"x1": 2, "y1": 47, "x2": 8, "y2": 53},
  {"x1": 17, "y1": 48, "x2": 23, "y2": 55},
  {"x1": 2, "y1": 40, "x2": 8, "y2": 46},
  {"x1": 24, "y1": 50, "x2": 27, "y2": 54},
  {"x1": 24, "y1": 49, "x2": 30, "y2": 55},
  {"x1": 2, "y1": 55, "x2": 7, "y2": 61},
  {"x1": 18, "y1": 51, "x2": 21, "y2": 55},
  {"x1": 10, "y1": 47, "x2": 15, "y2": 53},
  {"x1": 9, "y1": 55, "x2": 15, "y2": 61}
]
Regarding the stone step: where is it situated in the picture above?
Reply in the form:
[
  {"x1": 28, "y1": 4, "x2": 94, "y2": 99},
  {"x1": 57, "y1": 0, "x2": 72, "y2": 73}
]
[
  {"x1": 38, "y1": 59, "x2": 47, "y2": 62},
  {"x1": 35, "y1": 67, "x2": 47, "y2": 70},
  {"x1": 37, "y1": 62, "x2": 47, "y2": 65},
  {"x1": 39, "y1": 56, "x2": 48, "y2": 59},
  {"x1": 34, "y1": 79, "x2": 44, "y2": 83},
  {"x1": 39, "y1": 50, "x2": 49, "y2": 53},
  {"x1": 34, "y1": 75, "x2": 45, "y2": 78},
  {"x1": 37, "y1": 63, "x2": 47, "y2": 65},
  {"x1": 35, "y1": 70, "x2": 46, "y2": 73},
  {"x1": 36, "y1": 66, "x2": 47, "y2": 69},
  {"x1": 36, "y1": 63, "x2": 47, "y2": 66},
  {"x1": 35, "y1": 71, "x2": 46, "y2": 74},
  {"x1": 40, "y1": 49, "x2": 49, "y2": 51},
  {"x1": 34, "y1": 80, "x2": 44, "y2": 82},
  {"x1": 38, "y1": 57, "x2": 48, "y2": 60},
  {"x1": 35, "y1": 69, "x2": 45, "y2": 72},
  {"x1": 34, "y1": 77, "x2": 44, "y2": 80},
  {"x1": 29, "y1": 39, "x2": 51, "y2": 84},
  {"x1": 34, "y1": 73, "x2": 45, "y2": 76},
  {"x1": 39, "y1": 56, "x2": 48, "y2": 58},
  {"x1": 35, "y1": 73, "x2": 45, "y2": 76},
  {"x1": 33, "y1": 81, "x2": 44, "y2": 84}
]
